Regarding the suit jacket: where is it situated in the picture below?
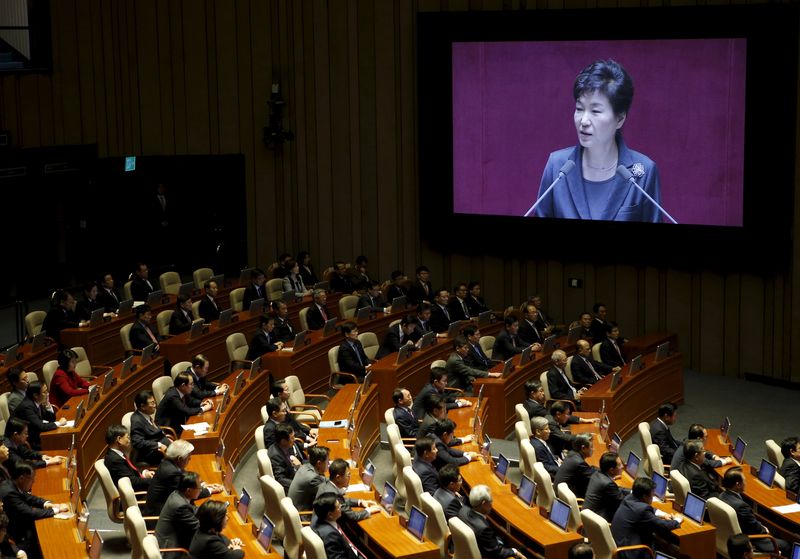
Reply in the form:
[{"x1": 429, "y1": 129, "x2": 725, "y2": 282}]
[
  {"x1": 433, "y1": 434, "x2": 469, "y2": 468},
  {"x1": 0, "y1": 479, "x2": 54, "y2": 552},
  {"x1": 283, "y1": 274, "x2": 307, "y2": 294},
  {"x1": 12, "y1": 398, "x2": 56, "y2": 449},
  {"x1": 448, "y1": 298, "x2": 471, "y2": 322},
  {"x1": 412, "y1": 383, "x2": 458, "y2": 419},
  {"x1": 130, "y1": 320, "x2": 159, "y2": 350},
  {"x1": 600, "y1": 338, "x2": 626, "y2": 368},
  {"x1": 288, "y1": 464, "x2": 326, "y2": 512},
  {"x1": 386, "y1": 284, "x2": 408, "y2": 304},
  {"x1": 98, "y1": 287, "x2": 121, "y2": 311},
  {"x1": 518, "y1": 319, "x2": 544, "y2": 346},
  {"x1": 155, "y1": 490, "x2": 199, "y2": 553},
  {"x1": 145, "y1": 459, "x2": 210, "y2": 516},
  {"x1": 719, "y1": 490, "x2": 765, "y2": 535},
  {"x1": 492, "y1": 330, "x2": 524, "y2": 361},
  {"x1": 76, "y1": 297, "x2": 102, "y2": 321},
  {"x1": 130, "y1": 410, "x2": 170, "y2": 466},
  {"x1": 273, "y1": 316, "x2": 296, "y2": 343},
  {"x1": 546, "y1": 366, "x2": 577, "y2": 402},
  {"x1": 780, "y1": 458, "x2": 800, "y2": 494},
  {"x1": 554, "y1": 451, "x2": 597, "y2": 499},
  {"x1": 409, "y1": 280, "x2": 433, "y2": 305},
  {"x1": 649, "y1": 419, "x2": 679, "y2": 465},
  {"x1": 545, "y1": 415, "x2": 575, "y2": 458},
  {"x1": 247, "y1": 329, "x2": 279, "y2": 360},
  {"x1": 669, "y1": 442, "x2": 722, "y2": 472},
  {"x1": 590, "y1": 319, "x2": 607, "y2": 346},
  {"x1": 433, "y1": 488, "x2": 465, "y2": 520},
  {"x1": 242, "y1": 283, "x2": 265, "y2": 311},
  {"x1": 315, "y1": 479, "x2": 369, "y2": 522},
  {"x1": 198, "y1": 295, "x2": 221, "y2": 322},
  {"x1": 678, "y1": 461, "x2": 720, "y2": 499},
  {"x1": 155, "y1": 387, "x2": 202, "y2": 436},
  {"x1": 445, "y1": 352, "x2": 488, "y2": 392},
  {"x1": 311, "y1": 519, "x2": 360, "y2": 559},
  {"x1": 6, "y1": 391, "x2": 24, "y2": 417},
  {"x1": 610, "y1": 494, "x2": 679, "y2": 558},
  {"x1": 413, "y1": 458, "x2": 440, "y2": 494},
  {"x1": 457, "y1": 507, "x2": 515, "y2": 558},
  {"x1": 534, "y1": 138, "x2": 662, "y2": 223},
  {"x1": 532, "y1": 437, "x2": 560, "y2": 478},
  {"x1": 268, "y1": 443, "x2": 297, "y2": 492},
  {"x1": 330, "y1": 273, "x2": 354, "y2": 294},
  {"x1": 41, "y1": 307, "x2": 79, "y2": 346},
  {"x1": 169, "y1": 308, "x2": 194, "y2": 335},
  {"x1": 263, "y1": 419, "x2": 281, "y2": 449},
  {"x1": 429, "y1": 304, "x2": 452, "y2": 334},
  {"x1": 464, "y1": 342, "x2": 492, "y2": 371},
  {"x1": 189, "y1": 531, "x2": 245, "y2": 559},
  {"x1": 306, "y1": 303, "x2": 327, "y2": 330},
  {"x1": 3, "y1": 437, "x2": 45, "y2": 469},
  {"x1": 131, "y1": 276, "x2": 156, "y2": 301},
  {"x1": 393, "y1": 406, "x2": 419, "y2": 439},
  {"x1": 376, "y1": 325, "x2": 408, "y2": 360},
  {"x1": 104, "y1": 449, "x2": 151, "y2": 491},
  {"x1": 413, "y1": 317, "x2": 433, "y2": 339},
  {"x1": 337, "y1": 340, "x2": 369, "y2": 378},
  {"x1": 357, "y1": 293, "x2": 386, "y2": 313},
  {"x1": 185, "y1": 368, "x2": 217, "y2": 400},
  {"x1": 570, "y1": 354, "x2": 612, "y2": 385},
  {"x1": 466, "y1": 296, "x2": 488, "y2": 317},
  {"x1": 584, "y1": 471, "x2": 628, "y2": 522}
]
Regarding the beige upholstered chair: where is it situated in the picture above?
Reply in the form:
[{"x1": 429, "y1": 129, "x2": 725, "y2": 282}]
[
  {"x1": 159, "y1": 272, "x2": 181, "y2": 295},
  {"x1": 141, "y1": 535, "x2": 161, "y2": 559},
  {"x1": 229, "y1": 287, "x2": 245, "y2": 312},
  {"x1": 156, "y1": 310, "x2": 173, "y2": 337},
  {"x1": 646, "y1": 444, "x2": 667, "y2": 478},
  {"x1": 256, "y1": 449, "x2": 274, "y2": 478},
  {"x1": 281, "y1": 497, "x2": 307, "y2": 559},
  {"x1": 392, "y1": 442, "x2": 412, "y2": 505},
  {"x1": 298, "y1": 307, "x2": 310, "y2": 332},
  {"x1": 120, "y1": 323, "x2": 135, "y2": 355},
  {"x1": 118, "y1": 476, "x2": 147, "y2": 512},
  {"x1": 565, "y1": 356, "x2": 575, "y2": 383},
  {"x1": 42, "y1": 360, "x2": 58, "y2": 390},
  {"x1": 266, "y1": 278, "x2": 284, "y2": 302},
  {"x1": 592, "y1": 342, "x2": 602, "y2": 362},
  {"x1": 71, "y1": 346, "x2": 110, "y2": 379},
  {"x1": 284, "y1": 375, "x2": 327, "y2": 422},
  {"x1": 386, "y1": 412, "x2": 415, "y2": 449},
  {"x1": 669, "y1": 469, "x2": 690, "y2": 508},
  {"x1": 479, "y1": 335, "x2": 495, "y2": 359},
  {"x1": 254, "y1": 425, "x2": 266, "y2": 451},
  {"x1": 327, "y1": 346, "x2": 357, "y2": 390},
  {"x1": 638, "y1": 422, "x2": 652, "y2": 475},
  {"x1": 358, "y1": 332, "x2": 380, "y2": 360},
  {"x1": 514, "y1": 404, "x2": 531, "y2": 433},
  {"x1": 126, "y1": 505, "x2": 189, "y2": 559},
  {"x1": 402, "y1": 465, "x2": 423, "y2": 515},
  {"x1": 301, "y1": 526, "x2": 326, "y2": 559},
  {"x1": 225, "y1": 333, "x2": 252, "y2": 372},
  {"x1": 170, "y1": 361, "x2": 192, "y2": 379},
  {"x1": 389, "y1": 319, "x2": 401, "y2": 330},
  {"x1": 339, "y1": 295, "x2": 359, "y2": 319},
  {"x1": 123, "y1": 280, "x2": 133, "y2": 301},
  {"x1": 95, "y1": 459, "x2": 124, "y2": 524},
  {"x1": 193, "y1": 267, "x2": 214, "y2": 290},
  {"x1": 556, "y1": 482, "x2": 583, "y2": 532},
  {"x1": 0, "y1": 393, "x2": 10, "y2": 422},
  {"x1": 532, "y1": 462, "x2": 555, "y2": 511},
  {"x1": 514, "y1": 421, "x2": 530, "y2": 448},
  {"x1": 539, "y1": 371, "x2": 553, "y2": 402},
  {"x1": 259, "y1": 474, "x2": 286, "y2": 540},
  {"x1": 448, "y1": 517, "x2": 482, "y2": 559},
  {"x1": 420, "y1": 492, "x2": 450, "y2": 559},
  {"x1": 765, "y1": 439, "x2": 782, "y2": 467},
  {"x1": 706, "y1": 497, "x2": 778, "y2": 558},
  {"x1": 580, "y1": 508, "x2": 654, "y2": 559},
  {"x1": 519, "y1": 438, "x2": 537, "y2": 480},
  {"x1": 191, "y1": 300, "x2": 202, "y2": 321},
  {"x1": 152, "y1": 376, "x2": 174, "y2": 404},
  {"x1": 25, "y1": 310, "x2": 47, "y2": 338}
]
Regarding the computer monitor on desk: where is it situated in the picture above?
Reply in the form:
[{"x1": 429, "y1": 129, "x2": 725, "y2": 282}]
[
  {"x1": 293, "y1": 330, "x2": 309, "y2": 348},
  {"x1": 732, "y1": 436, "x2": 747, "y2": 464},
  {"x1": 146, "y1": 290, "x2": 163, "y2": 306},
  {"x1": 567, "y1": 325, "x2": 580, "y2": 344},
  {"x1": 477, "y1": 311, "x2": 492, "y2": 328},
  {"x1": 652, "y1": 472, "x2": 668, "y2": 502},
  {"x1": 519, "y1": 345, "x2": 533, "y2": 365},
  {"x1": 249, "y1": 298, "x2": 265, "y2": 314},
  {"x1": 625, "y1": 452, "x2": 640, "y2": 479},
  {"x1": 446, "y1": 321, "x2": 462, "y2": 338},
  {"x1": 356, "y1": 306, "x2": 372, "y2": 322},
  {"x1": 382, "y1": 482, "x2": 397, "y2": 513},
  {"x1": 791, "y1": 542, "x2": 800, "y2": 559},
  {"x1": 548, "y1": 498, "x2": 571, "y2": 531},
  {"x1": 517, "y1": 475, "x2": 537, "y2": 507},
  {"x1": 756, "y1": 459, "x2": 777, "y2": 488},
  {"x1": 629, "y1": 354, "x2": 643, "y2": 374},
  {"x1": 2, "y1": 345, "x2": 18, "y2": 366},
  {"x1": 683, "y1": 492, "x2": 707, "y2": 524},
  {"x1": 655, "y1": 341, "x2": 670, "y2": 362},
  {"x1": 494, "y1": 453, "x2": 509, "y2": 483},
  {"x1": 420, "y1": 331, "x2": 436, "y2": 349},
  {"x1": 391, "y1": 296, "x2": 407, "y2": 313},
  {"x1": 720, "y1": 416, "x2": 731, "y2": 441},
  {"x1": 239, "y1": 267, "x2": 255, "y2": 285},
  {"x1": 237, "y1": 487, "x2": 251, "y2": 522},
  {"x1": 406, "y1": 506, "x2": 428, "y2": 542},
  {"x1": 178, "y1": 282, "x2": 194, "y2": 298},
  {"x1": 257, "y1": 514, "x2": 275, "y2": 552},
  {"x1": 89, "y1": 307, "x2": 105, "y2": 327},
  {"x1": 219, "y1": 308, "x2": 233, "y2": 326},
  {"x1": 322, "y1": 318, "x2": 338, "y2": 337}
]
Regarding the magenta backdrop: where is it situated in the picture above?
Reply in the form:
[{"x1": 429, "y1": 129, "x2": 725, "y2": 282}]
[{"x1": 452, "y1": 39, "x2": 746, "y2": 226}]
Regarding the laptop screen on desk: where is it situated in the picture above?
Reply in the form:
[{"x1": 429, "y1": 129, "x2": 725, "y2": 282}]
[
  {"x1": 757, "y1": 459, "x2": 777, "y2": 488},
  {"x1": 652, "y1": 471, "x2": 668, "y2": 502},
  {"x1": 495, "y1": 453, "x2": 509, "y2": 482},
  {"x1": 791, "y1": 542, "x2": 800, "y2": 559},
  {"x1": 407, "y1": 506, "x2": 428, "y2": 541},
  {"x1": 257, "y1": 514, "x2": 274, "y2": 550},
  {"x1": 237, "y1": 487, "x2": 251, "y2": 521},
  {"x1": 720, "y1": 416, "x2": 731, "y2": 439},
  {"x1": 655, "y1": 553, "x2": 677, "y2": 559},
  {"x1": 548, "y1": 498, "x2": 571, "y2": 531},
  {"x1": 683, "y1": 492, "x2": 706, "y2": 524},
  {"x1": 517, "y1": 475, "x2": 536, "y2": 506},
  {"x1": 625, "y1": 451, "x2": 640, "y2": 479},
  {"x1": 382, "y1": 482, "x2": 397, "y2": 507},
  {"x1": 732, "y1": 436, "x2": 747, "y2": 463}
]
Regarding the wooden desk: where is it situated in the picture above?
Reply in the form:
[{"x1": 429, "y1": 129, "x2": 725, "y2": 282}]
[
  {"x1": 60, "y1": 296, "x2": 176, "y2": 365},
  {"x1": 622, "y1": 331, "x2": 677, "y2": 361},
  {"x1": 0, "y1": 341, "x2": 57, "y2": 392},
  {"x1": 580, "y1": 351, "x2": 684, "y2": 441},
  {"x1": 316, "y1": 383, "x2": 381, "y2": 468},
  {"x1": 40, "y1": 356, "x2": 165, "y2": 489},
  {"x1": 356, "y1": 513, "x2": 440, "y2": 559},
  {"x1": 35, "y1": 455, "x2": 90, "y2": 559}
]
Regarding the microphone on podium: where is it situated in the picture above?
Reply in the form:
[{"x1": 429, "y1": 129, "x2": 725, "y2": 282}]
[
  {"x1": 523, "y1": 160, "x2": 575, "y2": 217},
  {"x1": 615, "y1": 165, "x2": 678, "y2": 224}
]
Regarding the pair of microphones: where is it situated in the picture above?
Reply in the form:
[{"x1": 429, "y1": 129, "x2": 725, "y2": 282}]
[{"x1": 523, "y1": 160, "x2": 678, "y2": 224}]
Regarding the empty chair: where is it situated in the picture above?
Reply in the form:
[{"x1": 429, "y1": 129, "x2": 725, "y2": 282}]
[
  {"x1": 25, "y1": 310, "x2": 47, "y2": 339},
  {"x1": 284, "y1": 375, "x2": 326, "y2": 423},
  {"x1": 266, "y1": 278, "x2": 284, "y2": 301},
  {"x1": 225, "y1": 333, "x2": 252, "y2": 372},
  {"x1": 71, "y1": 346, "x2": 111, "y2": 379},
  {"x1": 193, "y1": 267, "x2": 214, "y2": 290},
  {"x1": 170, "y1": 361, "x2": 192, "y2": 379},
  {"x1": 141, "y1": 535, "x2": 161, "y2": 559},
  {"x1": 402, "y1": 465, "x2": 424, "y2": 515},
  {"x1": 448, "y1": 516, "x2": 482, "y2": 559},
  {"x1": 256, "y1": 449, "x2": 274, "y2": 478},
  {"x1": 156, "y1": 310, "x2": 173, "y2": 338},
  {"x1": 706, "y1": 497, "x2": 779, "y2": 558},
  {"x1": 259, "y1": 474, "x2": 286, "y2": 540},
  {"x1": 281, "y1": 497, "x2": 307, "y2": 559},
  {"x1": 479, "y1": 335, "x2": 495, "y2": 359},
  {"x1": 301, "y1": 526, "x2": 326, "y2": 559},
  {"x1": 519, "y1": 438, "x2": 537, "y2": 480},
  {"x1": 229, "y1": 287, "x2": 245, "y2": 312},
  {"x1": 95, "y1": 459, "x2": 124, "y2": 524},
  {"x1": 358, "y1": 332, "x2": 380, "y2": 360},
  {"x1": 420, "y1": 492, "x2": 450, "y2": 559},
  {"x1": 42, "y1": 360, "x2": 58, "y2": 390},
  {"x1": 556, "y1": 482, "x2": 583, "y2": 532},
  {"x1": 152, "y1": 376, "x2": 174, "y2": 405},
  {"x1": 532, "y1": 462, "x2": 555, "y2": 511},
  {"x1": 669, "y1": 468, "x2": 690, "y2": 508},
  {"x1": 638, "y1": 422, "x2": 652, "y2": 476},
  {"x1": 118, "y1": 476, "x2": 148, "y2": 512},
  {"x1": 338, "y1": 295, "x2": 359, "y2": 319},
  {"x1": 580, "y1": 508, "x2": 655, "y2": 559},
  {"x1": 159, "y1": 272, "x2": 181, "y2": 295}
]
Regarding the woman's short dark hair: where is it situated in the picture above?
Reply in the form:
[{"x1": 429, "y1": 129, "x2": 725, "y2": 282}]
[
  {"x1": 573, "y1": 59, "x2": 634, "y2": 117},
  {"x1": 196, "y1": 499, "x2": 228, "y2": 533},
  {"x1": 57, "y1": 349, "x2": 78, "y2": 370}
]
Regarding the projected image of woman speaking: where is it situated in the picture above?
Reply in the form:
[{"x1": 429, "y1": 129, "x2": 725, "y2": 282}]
[{"x1": 533, "y1": 59, "x2": 666, "y2": 223}]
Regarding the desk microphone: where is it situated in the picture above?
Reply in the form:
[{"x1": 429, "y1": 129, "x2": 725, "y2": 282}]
[
  {"x1": 615, "y1": 165, "x2": 678, "y2": 224},
  {"x1": 523, "y1": 160, "x2": 575, "y2": 217}
]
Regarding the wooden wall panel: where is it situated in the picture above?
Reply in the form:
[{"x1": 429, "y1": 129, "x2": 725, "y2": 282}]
[{"x1": 1, "y1": 0, "x2": 797, "y2": 382}]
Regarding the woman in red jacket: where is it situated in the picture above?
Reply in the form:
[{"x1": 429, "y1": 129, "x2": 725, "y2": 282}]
[{"x1": 49, "y1": 349, "x2": 90, "y2": 407}]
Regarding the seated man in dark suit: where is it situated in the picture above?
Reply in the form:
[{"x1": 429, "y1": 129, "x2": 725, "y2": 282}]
[
  {"x1": 611, "y1": 478, "x2": 681, "y2": 558},
  {"x1": 376, "y1": 315, "x2": 420, "y2": 360},
  {"x1": 493, "y1": 317, "x2": 536, "y2": 361},
  {"x1": 448, "y1": 283, "x2": 471, "y2": 322},
  {"x1": 154, "y1": 471, "x2": 202, "y2": 553},
  {"x1": 589, "y1": 302, "x2": 608, "y2": 344},
  {"x1": 247, "y1": 315, "x2": 284, "y2": 360},
  {"x1": 412, "y1": 366, "x2": 471, "y2": 419},
  {"x1": 433, "y1": 464, "x2": 467, "y2": 521},
  {"x1": 386, "y1": 270, "x2": 409, "y2": 303},
  {"x1": 336, "y1": 322, "x2": 371, "y2": 381},
  {"x1": 97, "y1": 272, "x2": 122, "y2": 312},
  {"x1": 413, "y1": 303, "x2": 434, "y2": 337},
  {"x1": 270, "y1": 301, "x2": 296, "y2": 343},
  {"x1": 269, "y1": 424, "x2": 302, "y2": 493},
  {"x1": 198, "y1": 279, "x2": 221, "y2": 323},
  {"x1": 458, "y1": 485, "x2": 528, "y2": 559},
  {"x1": 599, "y1": 322, "x2": 626, "y2": 368},
  {"x1": 329, "y1": 261, "x2": 355, "y2": 294},
  {"x1": 432, "y1": 419, "x2": 475, "y2": 468},
  {"x1": 466, "y1": 281, "x2": 489, "y2": 317},
  {"x1": 571, "y1": 339, "x2": 618, "y2": 385},
  {"x1": 391, "y1": 388, "x2": 419, "y2": 438},
  {"x1": 670, "y1": 423, "x2": 730, "y2": 471},
  {"x1": 311, "y1": 493, "x2": 366, "y2": 559},
  {"x1": 546, "y1": 349, "x2": 585, "y2": 404},
  {"x1": 262, "y1": 399, "x2": 286, "y2": 448},
  {"x1": 409, "y1": 266, "x2": 434, "y2": 305},
  {"x1": 463, "y1": 326, "x2": 492, "y2": 371},
  {"x1": 190, "y1": 500, "x2": 245, "y2": 559},
  {"x1": 168, "y1": 294, "x2": 195, "y2": 335},
  {"x1": 270, "y1": 380, "x2": 314, "y2": 441},
  {"x1": 130, "y1": 390, "x2": 171, "y2": 466},
  {"x1": 130, "y1": 262, "x2": 156, "y2": 301},
  {"x1": 154, "y1": 373, "x2": 213, "y2": 436},
  {"x1": 518, "y1": 305, "x2": 545, "y2": 346},
  {"x1": 185, "y1": 354, "x2": 227, "y2": 400},
  {"x1": 720, "y1": 467, "x2": 791, "y2": 556},
  {"x1": 288, "y1": 446, "x2": 329, "y2": 513},
  {"x1": 76, "y1": 282, "x2": 103, "y2": 321},
  {"x1": 577, "y1": 311, "x2": 595, "y2": 342},
  {"x1": 103, "y1": 424, "x2": 154, "y2": 491},
  {"x1": 306, "y1": 289, "x2": 329, "y2": 330},
  {"x1": 357, "y1": 280, "x2": 387, "y2": 313},
  {"x1": 12, "y1": 383, "x2": 65, "y2": 450},
  {"x1": 412, "y1": 437, "x2": 441, "y2": 494},
  {"x1": 3, "y1": 418, "x2": 62, "y2": 469},
  {"x1": 649, "y1": 402, "x2": 680, "y2": 465},
  {"x1": 530, "y1": 295, "x2": 556, "y2": 336},
  {"x1": 144, "y1": 440, "x2": 220, "y2": 516},
  {"x1": 315, "y1": 459, "x2": 382, "y2": 523},
  {"x1": 1, "y1": 461, "x2": 69, "y2": 559},
  {"x1": 545, "y1": 401, "x2": 579, "y2": 459},
  {"x1": 41, "y1": 290, "x2": 81, "y2": 347},
  {"x1": 554, "y1": 434, "x2": 597, "y2": 498},
  {"x1": 129, "y1": 304, "x2": 160, "y2": 351},
  {"x1": 446, "y1": 336, "x2": 501, "y2": 393},
  {"x1": 677, "y1": 440, "x2": 721, "y2": 499},
  {"x1": 779, "y1": 436, "x2": 800, "y2": 494},
  {"x1": 242, "y1": 268, "x2": 267, "y2": 311},
  {"x1": 584, "y1": 451, "x2": 629, "y2": 522},
  {"x1": 520, "y1": 380, "x2": 587, "y2": 429},
  {"x1": 429, "y1": 290, "x2": 454, "y2": 333},
  {"x1": 531, "y1": 416, "x2": 561, "y2": 478}
]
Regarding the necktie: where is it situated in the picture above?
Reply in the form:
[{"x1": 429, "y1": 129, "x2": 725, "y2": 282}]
[
  {"x1": 461, "y1": 300, "x2": 468, "y2": 316},
  {"x1": 266, "y1": 332, "x2": 271, "y2": 345},
  {"x1": 124, "y1": 454, "x2": 143, "y2": 478},
  {"x1": 613, "y1": 341, "x2": 625, "y2": 364},
  {"x1": 442, "y1": 306, "x2": 450, "y2": 321},
  {"x1": 109, "y1": 289, "x2": 118, "y2": 303},
  {"x1": 584, "y1": 357, "x2": 601, "y2": 380},
  {"x1": 336, "y1": 524, "x2": 363, "y2": 559},
  {"x1": 473, "y1": 345, "x2": 488, "y2": 366},
  {"x1": 144, "y1": 323, "x2": 158, "y2": 344},
  {"x1": 560, "y1": 369, "x2": 577, "y2": 398},
  {"x1": 320, "y1": 305, "x2": 328, "y2": 321},
  {"x1": 352, "y1": 342, "x2": 363, "y2": 366},
  {"x1": 511, "y1": 335, "x2": 517, "y2": 348},
  {"x1": 369, "y1": 296, "x2": 375, "y2": 308},
  {"x1": 210, "y1": 297, "x2": 217, "y2": 310}
]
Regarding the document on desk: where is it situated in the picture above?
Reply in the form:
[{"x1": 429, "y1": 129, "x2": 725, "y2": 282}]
[
  {"x1": 62, "y1": 420, "x2": 76, "y2": 428},
  {"x1": 346, "y1": 483, "x2": 370, "y2": 493},
  {"x1": 771, "y1": 503, "x2": 800, "y2": 514},
  {"x1": 319, "y1": 419, "x2": 349, "y2": 429},
  {"x1": 182, "y1": 422, "x2": 210, "y2": 436}
]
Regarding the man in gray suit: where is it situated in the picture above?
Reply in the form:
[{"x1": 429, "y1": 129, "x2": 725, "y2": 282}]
[
  {"x1": 288, "y1": 446, "x2": 329, "y2": 512},
  {"x1": 446, "y1": 336, "x2": 501, "y2": 393},
  {"x1": 154, "y1": 471, "x2": 202, "y2": 557}
]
